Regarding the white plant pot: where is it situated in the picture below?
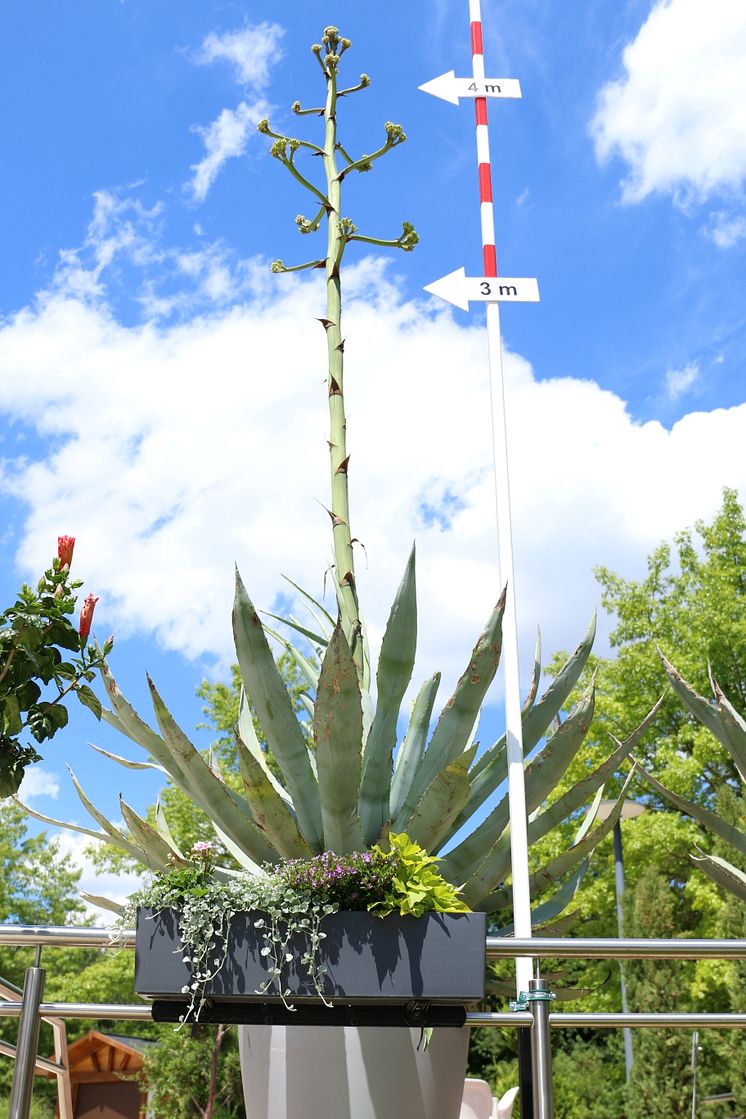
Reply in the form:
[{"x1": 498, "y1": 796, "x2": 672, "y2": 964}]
[{"x1": 239, "y1": 1024, "x2": 470, "y2": 1119}]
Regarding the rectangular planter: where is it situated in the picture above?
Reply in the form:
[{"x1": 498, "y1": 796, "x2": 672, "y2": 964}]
[{"x1": 135, "y1": 907, "x2": 485, "y2": 1005}]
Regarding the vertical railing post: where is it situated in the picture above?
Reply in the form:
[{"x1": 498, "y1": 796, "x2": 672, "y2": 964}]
[
  {"x1": 529, "y1": 977, "x2": 554, "y2": 1119},
  {"x1": 8, "y1": 950, "x2": 46, "y2": 1119}
]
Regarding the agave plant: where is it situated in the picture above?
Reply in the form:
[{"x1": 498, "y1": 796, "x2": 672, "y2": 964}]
[
  {"x1": 636, "y1": 654, "x2": 746, "y2": 903},
  {"x1": 19, "y1": 26, "x2": 650, "y2": 924}
]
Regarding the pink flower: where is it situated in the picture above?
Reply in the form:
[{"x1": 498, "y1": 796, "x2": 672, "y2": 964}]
[
  {"x1": 78, "y1": 594, "x2": 99, "y2": 641},
  {"x1": 192, "y1": 841, "x2": 213, "y2": 853},
  {"x1": 57, "y1": 535, "x2": 75, "y2": 569}
]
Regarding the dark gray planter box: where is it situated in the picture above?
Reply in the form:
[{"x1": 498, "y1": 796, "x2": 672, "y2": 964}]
[{"x1": 135, "y1": 908, "x2": 485, "y2": 1005}]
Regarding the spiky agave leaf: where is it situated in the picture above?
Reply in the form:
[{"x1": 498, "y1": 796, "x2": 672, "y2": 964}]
[
  {"x1": 389, "y1": 672, "x2": 441, "y2": 822},
  {"x1": 234, "y1": 733, "x2": 312, "y2": 859},
  {"x1": 313, "y1": 621, "x2": 365, "y2": 853},
  {"x1": 233, "y1": 568, "x2": 323, "y2": 850},
  {"x1": 359, "y1": 544, "x2": 417, "y2": 842}
]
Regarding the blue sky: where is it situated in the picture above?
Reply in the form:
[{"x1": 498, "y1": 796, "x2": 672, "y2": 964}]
[{"x1": 1, "y1": 0, "x2": 744, "y2": 905}]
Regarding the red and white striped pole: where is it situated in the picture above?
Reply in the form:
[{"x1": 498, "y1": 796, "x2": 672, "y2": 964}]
[{"x1": 468, "y1": 0, "x2": 534, "y2": 997}]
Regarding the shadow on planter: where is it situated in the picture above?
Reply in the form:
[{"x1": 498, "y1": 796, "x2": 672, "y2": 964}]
[{"x1": 135, "y1": 907, "x2": 486, "y2": 1006}]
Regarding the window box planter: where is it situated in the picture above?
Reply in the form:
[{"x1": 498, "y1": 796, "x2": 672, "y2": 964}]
[{"x1": 134, "y1": 907, "x2": 486, "y2": 1007}]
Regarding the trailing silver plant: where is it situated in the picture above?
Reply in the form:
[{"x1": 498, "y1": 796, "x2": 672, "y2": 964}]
[
  {"x1": 18, "y1": 26, "x2": 656, "y2": 930},
  {"x1": 636, "y1": 654, "x2": 746, "y2": 902}
]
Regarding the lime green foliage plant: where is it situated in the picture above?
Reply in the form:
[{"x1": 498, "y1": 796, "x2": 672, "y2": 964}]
[
  {"x1": 24, "y1": 27, "x2": 651, "y2": 933},
  {"x1": 0, "y1": 536, "x2": 108, "y2": 797},
  {"x1": 370, "y1": 832, "x2": 468, "y2": 917}
]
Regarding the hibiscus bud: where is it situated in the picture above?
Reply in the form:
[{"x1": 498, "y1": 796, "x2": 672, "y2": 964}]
[
  {"x1": 57, "y1": 535, "x2": 75, "y2": 569},
  {"x1": 79, "y1": 594, "x2": 99, "y2": 642}
]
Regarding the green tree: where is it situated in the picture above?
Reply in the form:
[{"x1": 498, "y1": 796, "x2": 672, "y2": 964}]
[
  {"x1": 0, "y1": 800, "x2": 87, "y2": 1100},
  {"x1": 624, "y1": 867, "x2": 694, "y2": 1119}
]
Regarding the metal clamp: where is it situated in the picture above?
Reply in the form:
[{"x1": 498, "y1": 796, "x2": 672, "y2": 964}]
[{"x1": 510, "y1": 988, "x2": 556, "y2": 1012}]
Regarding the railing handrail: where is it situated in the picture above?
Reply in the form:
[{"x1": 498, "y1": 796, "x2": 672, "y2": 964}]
[{"x1": 2, "y1": 925, "x2": 746, "y2": 959}]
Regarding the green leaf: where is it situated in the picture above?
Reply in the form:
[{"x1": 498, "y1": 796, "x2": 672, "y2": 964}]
[
  {"x1": 76, "y1": 684, "x2": 102, "y2": 720},
  {"x1": 710, "y1": 671, "x2": 746, "y2": 784},
  {"x1": 147, "y1": 675, "x2": 281, "y2": 866},
  {"x1": 359, "y1": 544, "x2": 418, "y2": 842},
  {"x1": 439, "y1": 676, "x2": 596, "y2": 881},
  {"x1": 488, "y1": 858, "x2": 590, "y2": 929},
  {"x1": 3, "y1": 695, "x2": 21, "y2": 736},
  {"x1": 88, "y1": 743, "x2": 167, "y2": 774},
  {"x1": 79, "y1": 892, "x2": 125, "y2": 916},
  {"x1": 400, "y1": 589, "x2": 506, "y2": 821},
  {"x1": 469, "y1": 612, "x2": 596, "y2": 791},
  {"x1": 389, "y1": 672, "x2": 441, "y2": 822},
  {"x1": 233, "y1": 568, "x2": 323, "y2": 850},
  {"x1": 405, "y1": 743, "x2": 477, "y2": 853},
  {"x1": 636, "y1": 765, "x2": 746, "y2": 856},
  {"x1": 119, "y1": 794, "x2": 188, "y2": 870},
  {"x1": 313, "y1": 621, "x2": 365, "y2": 853},
  {"x1": 65, "y1": 766, "x2": 157, "y2": 865},
  {"x1": 690, "y1": 850, "x2": 746, "y2": 903},
  {"x1": 235, "y1": 732, "x2": 312, "y2": 859}
]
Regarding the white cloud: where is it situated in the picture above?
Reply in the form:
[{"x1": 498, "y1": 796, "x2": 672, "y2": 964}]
[
  {"x1": 18, "y1": 767, "x2": 60, "y2": 801},
  {"x1": 664, "y1": 361, "x2": 699, "y2": 402},
  {"x1": 0, "y1": 210, "x2": 745, "y2": 699},
  {"x1": 705, "y1": 211, "x2": 746, "y2": 249},
  {"x1": 197, "y1": 23, "x2": 284, "y2": 89},
  {"x1": 188, "y1": 22, "x2": 282, "y2": 201},
  {"x1": 592, "y1": 0, "x2": 746, "y2": 204},
  {"x1": 190, "y1": 100, "x2": 269, "y2": 202}
]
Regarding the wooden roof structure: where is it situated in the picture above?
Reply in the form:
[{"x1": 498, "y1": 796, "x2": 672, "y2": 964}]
[{"x1": 42, "y1": 1030, "x2": 157, "y2": 1119}]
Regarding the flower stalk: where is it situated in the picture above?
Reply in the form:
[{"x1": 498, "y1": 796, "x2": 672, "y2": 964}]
[{"x1": 259, "y1": 26, "x2": 418, "y2": 677}]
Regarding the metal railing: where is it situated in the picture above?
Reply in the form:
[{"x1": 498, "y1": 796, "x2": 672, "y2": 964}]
[{"x1": 2, "y1": 926, "x2": 746, "y2": 1119}]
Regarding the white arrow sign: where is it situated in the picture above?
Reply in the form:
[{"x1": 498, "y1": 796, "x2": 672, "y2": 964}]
[
  {"x1": 424, "y1": 268, "x2": 539, "y2": 311},
  {"x1": 418, "y1": 70, "x2": 522, "y2": 105}
]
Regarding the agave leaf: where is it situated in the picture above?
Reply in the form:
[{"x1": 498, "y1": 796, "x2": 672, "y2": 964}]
[
  {"x1": 536, "y1": 909, "x2": 585, "y2": 937},
  {"x1": 572, "y1": 785, "x2": 606, "y2": 845},
  {"x1": 155, "y1": 798, "x2": 184, "y2": 858},
  {"x1": 486, "y1": 973, "x2": 601, "y2": 1001},
  {"x1": 326, "y1": 564, "x2": 371, "y2": 690},
  {"x1": 147, "y1": 675, "x2": 281, "y2": 865},
  {"x1": 66, "y1": 766, "x2": 153, "y2": 864},
  {"x1": 119, "y1": 795, "x2": 186, "y2": 870},
  {"x1": 710, "y1": 670, "x2": 746, "y2": 784},
  {"x1": 635, "y1": 765, "x2": 746, "y2": 856},
  {"x1": 359, "y1": 544, "x2": 418, "y2": 842},
  {"x1": 237, "y1": 689, "x2": 294, "y2": 806},
  {"x1": 690, "y1": 850, "x2": 746, "y2": 903},
  {"x1": 465, "y1": 770, "x2": 634, "y2": 908},
  {"x1": 89, "y1": 743, "x2": 167, "y2": 774},
  {"x1": 403, "y1": 590, "x2": 506, "y2": 818},
  {"x1": 313, "y1": 622, "x2": 365, "y2": 853},
  {"x1": 522, "y1": 628, "x2": 542, "y2": 715},
  {"x1": 460, "y1": 618, "x2": 597, "y2": 827},
  {"x1": 259, "y1": 623, "x2": 320, "y2": 691},
  {"x1": 658, "y1": 652, "x2": 746, "y2": 782},
  {"x1": 279, "y1": 573, "x2": 336, "y2": 632},
  {"x1": 14, "y1": 798, "x2": 119, "y2": 848},
  {"x1": 405, "y1": 744, "x2": 478, "y2": 853},
  {"x1": 79, "y1": 892, "x2": 125, "y2": 916},
  {"x1": 233, "y1": 569, "x2": 323, "y2": 850},
  {"x1": 235, "y1": 733, "x2": 312, "y2": 859},
  {"x1": 297, "y1": 692, "x2": 315, "y2": 721},
  {"x1": 262, "y1": 611, "x2": 328, "y2": 651},
  {"x1": 521, "y1": 696, "x2": 664, "y2": 850},
  {"x1": 439, "y1": 678, "x2": 596, "y2": 883},
  {"x1": 487, "y1": 859, "x2": 591, "y2": 929},
  {"x1": 211, "y1": 820, "x2": 265, "y2": 875},
  {"x1": 470, "y1": 613, "x2": 596, "y2": 786},
  {"x1": 99, "y1": 663, "x2": 191, "y2": 791},
  {"x1": 390, "y1": 673, "x2": 441, "y2": 822}
]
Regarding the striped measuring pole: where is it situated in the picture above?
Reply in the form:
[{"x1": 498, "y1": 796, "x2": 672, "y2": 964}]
[{"x1": 421, "y1": 0, "x2": 538, "y2": 997}]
